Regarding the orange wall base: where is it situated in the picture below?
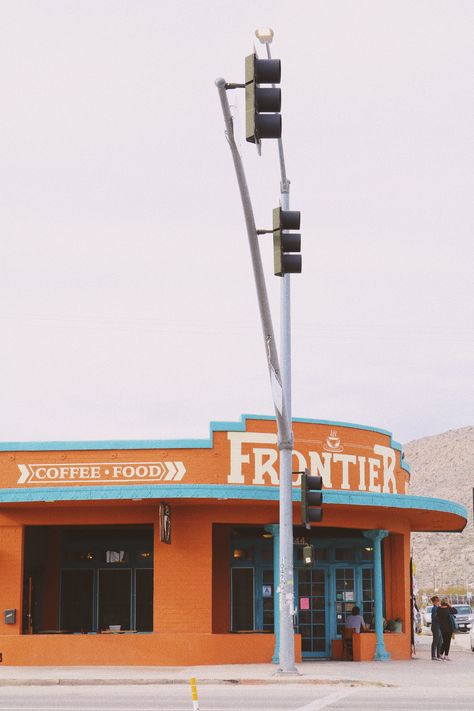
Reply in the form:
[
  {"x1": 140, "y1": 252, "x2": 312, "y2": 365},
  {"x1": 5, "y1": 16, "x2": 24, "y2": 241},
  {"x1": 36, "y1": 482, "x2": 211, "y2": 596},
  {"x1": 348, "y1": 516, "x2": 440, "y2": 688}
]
[
  {"x1": 0, "y1": 633, "x2": 302, "y2": 667},
  {"x1": 332, "y1": 633, "x2": 411, "y2": 661},
  {"x1": 353, "y1": 632, "x2": 410, "y2": 660}
]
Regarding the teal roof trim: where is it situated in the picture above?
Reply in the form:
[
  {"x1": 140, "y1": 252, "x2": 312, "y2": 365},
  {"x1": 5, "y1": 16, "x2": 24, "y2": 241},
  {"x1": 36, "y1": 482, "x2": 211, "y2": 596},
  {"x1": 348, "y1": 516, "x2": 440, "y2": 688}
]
[
  {"x1": 0, "y1": 414, "x2": 410, "y2": 473},
  {"x1": 0, "y1": 484, "x2": 466, "y2": 522}
]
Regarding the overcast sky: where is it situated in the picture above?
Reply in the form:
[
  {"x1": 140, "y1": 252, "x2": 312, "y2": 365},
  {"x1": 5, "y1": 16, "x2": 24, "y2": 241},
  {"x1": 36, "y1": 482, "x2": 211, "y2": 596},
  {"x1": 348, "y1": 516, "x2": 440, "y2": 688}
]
[{"x1": 1, "y1": 0, "x2": 472, "y2": 446}]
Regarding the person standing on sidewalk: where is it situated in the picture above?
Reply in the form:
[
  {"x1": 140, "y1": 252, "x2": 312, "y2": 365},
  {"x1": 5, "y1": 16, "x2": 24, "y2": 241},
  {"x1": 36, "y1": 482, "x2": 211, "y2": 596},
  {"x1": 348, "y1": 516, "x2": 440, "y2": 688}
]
[
  {"x1": 437, "y1": 597, "x2": 457, "y2": 660},
  {"x1": 430, "y1": 595, "x2": 443, "y2": 660}
]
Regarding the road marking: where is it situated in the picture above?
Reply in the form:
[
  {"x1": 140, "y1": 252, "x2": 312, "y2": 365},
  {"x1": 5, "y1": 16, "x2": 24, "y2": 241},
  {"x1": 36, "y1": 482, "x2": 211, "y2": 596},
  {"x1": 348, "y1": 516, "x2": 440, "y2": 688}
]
[{"x1": 294, "y1": 687, "x2": 357, "y2": 711}]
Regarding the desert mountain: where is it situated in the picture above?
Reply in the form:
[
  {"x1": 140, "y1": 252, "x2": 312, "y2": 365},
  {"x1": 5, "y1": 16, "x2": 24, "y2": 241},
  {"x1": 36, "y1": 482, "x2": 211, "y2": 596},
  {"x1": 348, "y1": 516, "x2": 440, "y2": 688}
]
[{"x1": 405, "y1": 426, "x2": 473, "y2": 592}]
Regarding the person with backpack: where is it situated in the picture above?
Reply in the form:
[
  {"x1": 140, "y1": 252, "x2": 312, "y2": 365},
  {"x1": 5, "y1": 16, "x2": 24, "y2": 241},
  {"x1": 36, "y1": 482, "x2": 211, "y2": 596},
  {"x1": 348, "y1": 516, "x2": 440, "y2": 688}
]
[{"x1": 437, "y1": 597, "x2": 458, "y2": 660}]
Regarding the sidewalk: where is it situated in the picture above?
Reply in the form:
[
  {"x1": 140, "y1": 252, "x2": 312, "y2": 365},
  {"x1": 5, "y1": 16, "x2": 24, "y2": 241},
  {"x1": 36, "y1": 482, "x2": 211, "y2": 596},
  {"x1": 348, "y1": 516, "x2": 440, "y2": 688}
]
[{"x1": 0, "y1": 644, "x2": 472, "y2": 688}]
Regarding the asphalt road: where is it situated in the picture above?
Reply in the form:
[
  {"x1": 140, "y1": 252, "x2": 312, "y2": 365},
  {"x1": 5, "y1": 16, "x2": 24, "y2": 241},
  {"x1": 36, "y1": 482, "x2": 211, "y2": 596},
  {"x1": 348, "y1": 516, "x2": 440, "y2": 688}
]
[{"x1": 0, "y1": 681, "x2": 472, "y2": 711}]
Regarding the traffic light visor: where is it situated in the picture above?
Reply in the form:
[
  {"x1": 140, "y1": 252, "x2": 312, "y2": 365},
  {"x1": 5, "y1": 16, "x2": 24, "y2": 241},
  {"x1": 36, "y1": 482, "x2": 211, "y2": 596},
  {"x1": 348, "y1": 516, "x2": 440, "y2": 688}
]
[
  {"x1": 254, "y1": 58, "x2": 281, "y2": 84},
  {"x1": 255, "y1": 114, "x2": 282, "y2": 139}
]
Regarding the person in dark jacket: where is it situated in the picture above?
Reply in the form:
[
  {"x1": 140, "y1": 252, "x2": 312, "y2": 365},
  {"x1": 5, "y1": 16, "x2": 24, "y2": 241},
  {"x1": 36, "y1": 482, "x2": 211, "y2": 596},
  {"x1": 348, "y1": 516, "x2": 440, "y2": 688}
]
[
  {"x1": 437, "y1": 597, "x2": 457, "y2": 660},
  {"x1": 430, "y1": 595, "x2": 443, "y2": 660}
]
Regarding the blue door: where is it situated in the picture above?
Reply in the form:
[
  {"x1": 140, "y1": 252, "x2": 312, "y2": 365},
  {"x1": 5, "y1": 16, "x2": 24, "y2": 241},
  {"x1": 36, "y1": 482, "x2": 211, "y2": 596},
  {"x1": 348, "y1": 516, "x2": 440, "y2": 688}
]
[
  {"x1": 229, "y1": 530, "x2": 376, "y2": 659},
  {"x1": 296, "y1": 567, "x2": 329, "y2": 657}
]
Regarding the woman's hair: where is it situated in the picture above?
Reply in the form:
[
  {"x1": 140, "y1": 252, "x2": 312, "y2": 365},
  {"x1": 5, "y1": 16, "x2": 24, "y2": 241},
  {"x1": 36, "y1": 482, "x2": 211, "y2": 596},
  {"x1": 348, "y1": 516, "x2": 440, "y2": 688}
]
[
  {"x1": 440, "y1": 598, "x2": 450, "y2": 606},
  {"x1": 351, "y1": 606, "x2": 360, "y2": 616}
]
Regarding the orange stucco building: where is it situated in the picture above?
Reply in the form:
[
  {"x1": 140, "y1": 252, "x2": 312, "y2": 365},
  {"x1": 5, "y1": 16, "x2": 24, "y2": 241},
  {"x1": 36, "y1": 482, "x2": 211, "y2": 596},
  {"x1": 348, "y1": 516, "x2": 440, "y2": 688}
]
[{"x1": 0, "y1": 415, "x2": 467, "y2": 665}]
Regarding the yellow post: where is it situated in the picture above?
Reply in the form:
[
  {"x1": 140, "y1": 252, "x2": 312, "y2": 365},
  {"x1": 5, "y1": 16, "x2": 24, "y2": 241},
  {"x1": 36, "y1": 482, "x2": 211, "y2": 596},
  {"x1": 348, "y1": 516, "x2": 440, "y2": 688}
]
[{"x1": 190, "y1": 677, "x2": 199, "y2": 711}]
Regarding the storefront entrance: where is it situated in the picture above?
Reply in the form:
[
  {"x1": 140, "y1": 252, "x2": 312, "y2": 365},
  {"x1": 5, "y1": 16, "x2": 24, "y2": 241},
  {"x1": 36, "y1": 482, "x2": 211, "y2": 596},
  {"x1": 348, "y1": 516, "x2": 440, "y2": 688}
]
[
  {"x1": 230, "y1": 527, "x2": 376, "y2": 658},
  {"x1": 23, "y1": 525, "x2": 153, "y2": 634}
]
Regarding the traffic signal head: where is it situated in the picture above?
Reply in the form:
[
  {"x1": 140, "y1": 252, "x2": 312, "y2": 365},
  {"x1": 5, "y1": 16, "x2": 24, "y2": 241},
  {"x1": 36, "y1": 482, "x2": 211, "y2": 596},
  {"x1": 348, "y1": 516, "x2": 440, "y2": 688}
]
[
  {"x1": 273, "y1": 207, "x2": 302, "y2": 276},
  {"x1": 245, "y1": 54, "x2": 281, "y2": 144},
  {"x1": 301, "y1": 468, "x2": 323, "y2": 528},
  {"x1": 302, "y1": 543, "x2": 314, "y2": 567}
]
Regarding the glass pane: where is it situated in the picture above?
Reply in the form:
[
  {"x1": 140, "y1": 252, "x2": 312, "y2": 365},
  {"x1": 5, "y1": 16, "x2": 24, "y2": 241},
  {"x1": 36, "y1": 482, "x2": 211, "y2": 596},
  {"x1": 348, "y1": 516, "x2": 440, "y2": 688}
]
[
  {"x1": 231, "y1": 568, "x2": 254, "y2": 631},
  {"x1": 232, "y1": 547, "x2": 254, "y2": 561},
  {"x1": 64, "y1": 550, "x2": 95, "y2": 564},
  {"x1": 60, "y1": 569, "x2": 93, "y2": 632},
  {"x1": 135, "y1": 569, "x2": 153, "y2": 632},
  {"x1": 299, "y1": 582, "x2": 311, "y2": 596},
  {"x1": 98, "y1": 569, "x2": 131, "y2": 631},
  {"x1": 262, "y1": 570, "x2": 273, "y2": 584},
  {"x1": 299, "y1": 624, "x2": 311, "y2": 639},
  {"x1": 104, "y1": 550, "x2": 129, "y2": 564},
  {"x1": 263, "y1": 611, "x2": 274, "y2": 625},
  {"x1": 335, "y1": 548, "x2": 354, "y2": 561},
  {"x1": 314, "y1": 637, "x2": 325, "y2": 651},
  {"x1": 299, "y1": 610, "x2": 311, "y2": 625}
]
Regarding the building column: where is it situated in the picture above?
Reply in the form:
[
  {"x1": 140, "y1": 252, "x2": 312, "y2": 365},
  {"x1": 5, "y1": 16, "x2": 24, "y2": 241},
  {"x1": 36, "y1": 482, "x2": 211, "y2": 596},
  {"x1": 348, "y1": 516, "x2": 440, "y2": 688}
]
[
  {"x1": 363, "y1": 529, "x2": 390, "y2": 661},
  {"x1": 265, "y1": 525, "x2": 280, "y2": 664}
]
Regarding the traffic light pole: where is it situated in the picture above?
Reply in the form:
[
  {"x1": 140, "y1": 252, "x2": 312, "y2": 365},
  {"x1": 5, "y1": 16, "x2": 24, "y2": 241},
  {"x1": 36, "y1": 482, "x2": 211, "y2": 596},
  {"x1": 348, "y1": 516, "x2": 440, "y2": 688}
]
[
  {"x1": 215, "y1": 77, "x2": 297, "y2": 675},
  {"x1": 265, "y1": 39, "x2": 298, "y2": 677}
]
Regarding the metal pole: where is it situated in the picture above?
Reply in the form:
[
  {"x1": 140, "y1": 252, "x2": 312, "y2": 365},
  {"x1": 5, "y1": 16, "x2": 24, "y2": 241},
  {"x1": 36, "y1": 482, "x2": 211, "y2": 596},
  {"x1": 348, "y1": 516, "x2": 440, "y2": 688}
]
[
  {"x1": 215, "y1": 79, "x2": 283, "y2": 414},
  {"x1": 265, "y1": 40, "x2": 297, "y2": 676},
  {"x1": 215, "y1": 77, "x2": 297, "y2": 674}
]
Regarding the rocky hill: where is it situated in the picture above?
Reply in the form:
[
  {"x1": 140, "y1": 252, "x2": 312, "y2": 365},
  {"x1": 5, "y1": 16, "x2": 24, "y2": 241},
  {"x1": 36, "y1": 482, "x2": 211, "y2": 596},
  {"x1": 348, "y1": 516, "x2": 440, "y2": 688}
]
[{"x1": 405, "y1": 426, "x2": 473, "y2": 593}]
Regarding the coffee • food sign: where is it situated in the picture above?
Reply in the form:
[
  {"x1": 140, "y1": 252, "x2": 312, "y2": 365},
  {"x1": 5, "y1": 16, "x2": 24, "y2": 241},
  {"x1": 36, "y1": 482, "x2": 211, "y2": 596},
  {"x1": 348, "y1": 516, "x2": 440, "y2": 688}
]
[{"x1": 17, "y1": 461, "x2": 186, "y2": 485}]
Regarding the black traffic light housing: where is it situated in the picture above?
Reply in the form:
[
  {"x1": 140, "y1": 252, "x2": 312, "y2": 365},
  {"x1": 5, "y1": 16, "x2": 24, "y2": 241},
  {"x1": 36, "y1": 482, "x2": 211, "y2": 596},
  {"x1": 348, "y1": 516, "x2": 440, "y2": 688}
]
[
  {"x1": 301, "y1": 468, "x2": 323, "y2": 528},
  {"x1": 245, "y1": 54, "x2": 281, "y2": 144},
  {"x1": 273, "y1": 207, "x2": 302, "y2": 276}
]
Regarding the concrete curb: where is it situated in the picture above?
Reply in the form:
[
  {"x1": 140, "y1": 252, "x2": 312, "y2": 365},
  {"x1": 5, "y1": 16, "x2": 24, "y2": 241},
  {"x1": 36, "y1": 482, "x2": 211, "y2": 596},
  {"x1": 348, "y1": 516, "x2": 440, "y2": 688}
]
[{"x1": 0, "y1": 677, "x2": 392, "y2": 687}]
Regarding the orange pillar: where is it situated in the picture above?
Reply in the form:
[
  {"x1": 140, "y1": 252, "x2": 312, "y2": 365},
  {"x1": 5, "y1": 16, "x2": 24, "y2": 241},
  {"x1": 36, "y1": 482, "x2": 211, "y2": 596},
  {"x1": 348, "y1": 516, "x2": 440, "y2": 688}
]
[{"x1": 0, "y1": 525, "x2": 24, "y2": 635}]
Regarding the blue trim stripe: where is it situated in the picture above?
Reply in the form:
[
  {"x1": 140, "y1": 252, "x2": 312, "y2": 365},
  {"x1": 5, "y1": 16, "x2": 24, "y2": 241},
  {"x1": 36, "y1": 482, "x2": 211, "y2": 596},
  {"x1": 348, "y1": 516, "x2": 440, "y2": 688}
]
[
  {"x1": 0, "y1": 484, "x2": 466, "y2": 521},
  {"x1": 0, "y1": 414, "x2": 410, "y2": 472}
]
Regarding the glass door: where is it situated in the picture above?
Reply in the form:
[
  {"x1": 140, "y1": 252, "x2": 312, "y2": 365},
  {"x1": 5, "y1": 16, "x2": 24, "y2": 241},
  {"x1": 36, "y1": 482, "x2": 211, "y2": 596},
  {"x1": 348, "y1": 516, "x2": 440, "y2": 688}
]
[
  {"x1": 296, "y1": 568, "x2": 329, "y2": 657},
  {"x1": 334, "y1": 567, "x2": 356, "y2": 635}
]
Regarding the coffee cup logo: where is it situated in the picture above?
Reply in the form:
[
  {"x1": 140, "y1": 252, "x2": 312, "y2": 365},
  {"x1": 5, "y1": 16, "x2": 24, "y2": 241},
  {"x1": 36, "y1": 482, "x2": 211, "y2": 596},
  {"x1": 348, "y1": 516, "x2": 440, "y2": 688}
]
[{"x1": 324, "y1": 430, "x2": 343, "y2": 453}]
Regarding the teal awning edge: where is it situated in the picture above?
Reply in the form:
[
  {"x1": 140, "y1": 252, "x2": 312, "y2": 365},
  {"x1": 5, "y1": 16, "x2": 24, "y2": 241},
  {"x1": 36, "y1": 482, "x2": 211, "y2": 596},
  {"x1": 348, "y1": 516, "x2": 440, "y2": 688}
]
[{"x1": 0, "y1": 484, "x2": 466, "y2": 522}]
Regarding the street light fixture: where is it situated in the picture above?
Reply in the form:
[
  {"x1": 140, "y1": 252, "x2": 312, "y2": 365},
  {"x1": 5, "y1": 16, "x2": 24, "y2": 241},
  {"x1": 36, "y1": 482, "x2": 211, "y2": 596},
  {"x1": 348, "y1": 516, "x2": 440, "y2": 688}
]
[{"x1": 255, "y1": 27, "x2": 274, "y2": 44}]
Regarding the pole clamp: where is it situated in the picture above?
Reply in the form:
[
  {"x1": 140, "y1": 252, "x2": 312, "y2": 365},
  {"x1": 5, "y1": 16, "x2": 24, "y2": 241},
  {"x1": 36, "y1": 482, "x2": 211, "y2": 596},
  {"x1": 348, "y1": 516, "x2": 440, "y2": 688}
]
[{"x1": 278, "y1": 435, "x2": 294, "y2": 450}]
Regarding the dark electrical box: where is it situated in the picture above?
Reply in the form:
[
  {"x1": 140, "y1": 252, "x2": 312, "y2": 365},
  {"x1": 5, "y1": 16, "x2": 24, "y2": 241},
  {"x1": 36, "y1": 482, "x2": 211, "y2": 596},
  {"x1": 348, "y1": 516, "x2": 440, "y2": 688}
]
[{"x1": 4, "y1": 609, "x2": 16, "y2": 624}]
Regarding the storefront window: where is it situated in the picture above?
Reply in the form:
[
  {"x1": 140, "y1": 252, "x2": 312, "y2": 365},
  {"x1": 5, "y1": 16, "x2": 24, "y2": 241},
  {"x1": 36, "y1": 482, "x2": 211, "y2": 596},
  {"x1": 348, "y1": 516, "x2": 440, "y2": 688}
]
[
  {"x1": 23, "y1": 525, "x2": 153, "y2": 634},
  {"x1": 361, "y1": 568, "x2": 375, "y2": 624},
  {"x1": 60, "y1": 570, "x2": 93, "y2": 632},
  {"x1": 231, "y1": 568, "x2": 254, "y2": 631},
  {"x1": 98, "y1": 569, "x2": 131, "y2": 630},
  {"x1": 262, "y1": 569, "x2": 274, "y2": 631}
]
